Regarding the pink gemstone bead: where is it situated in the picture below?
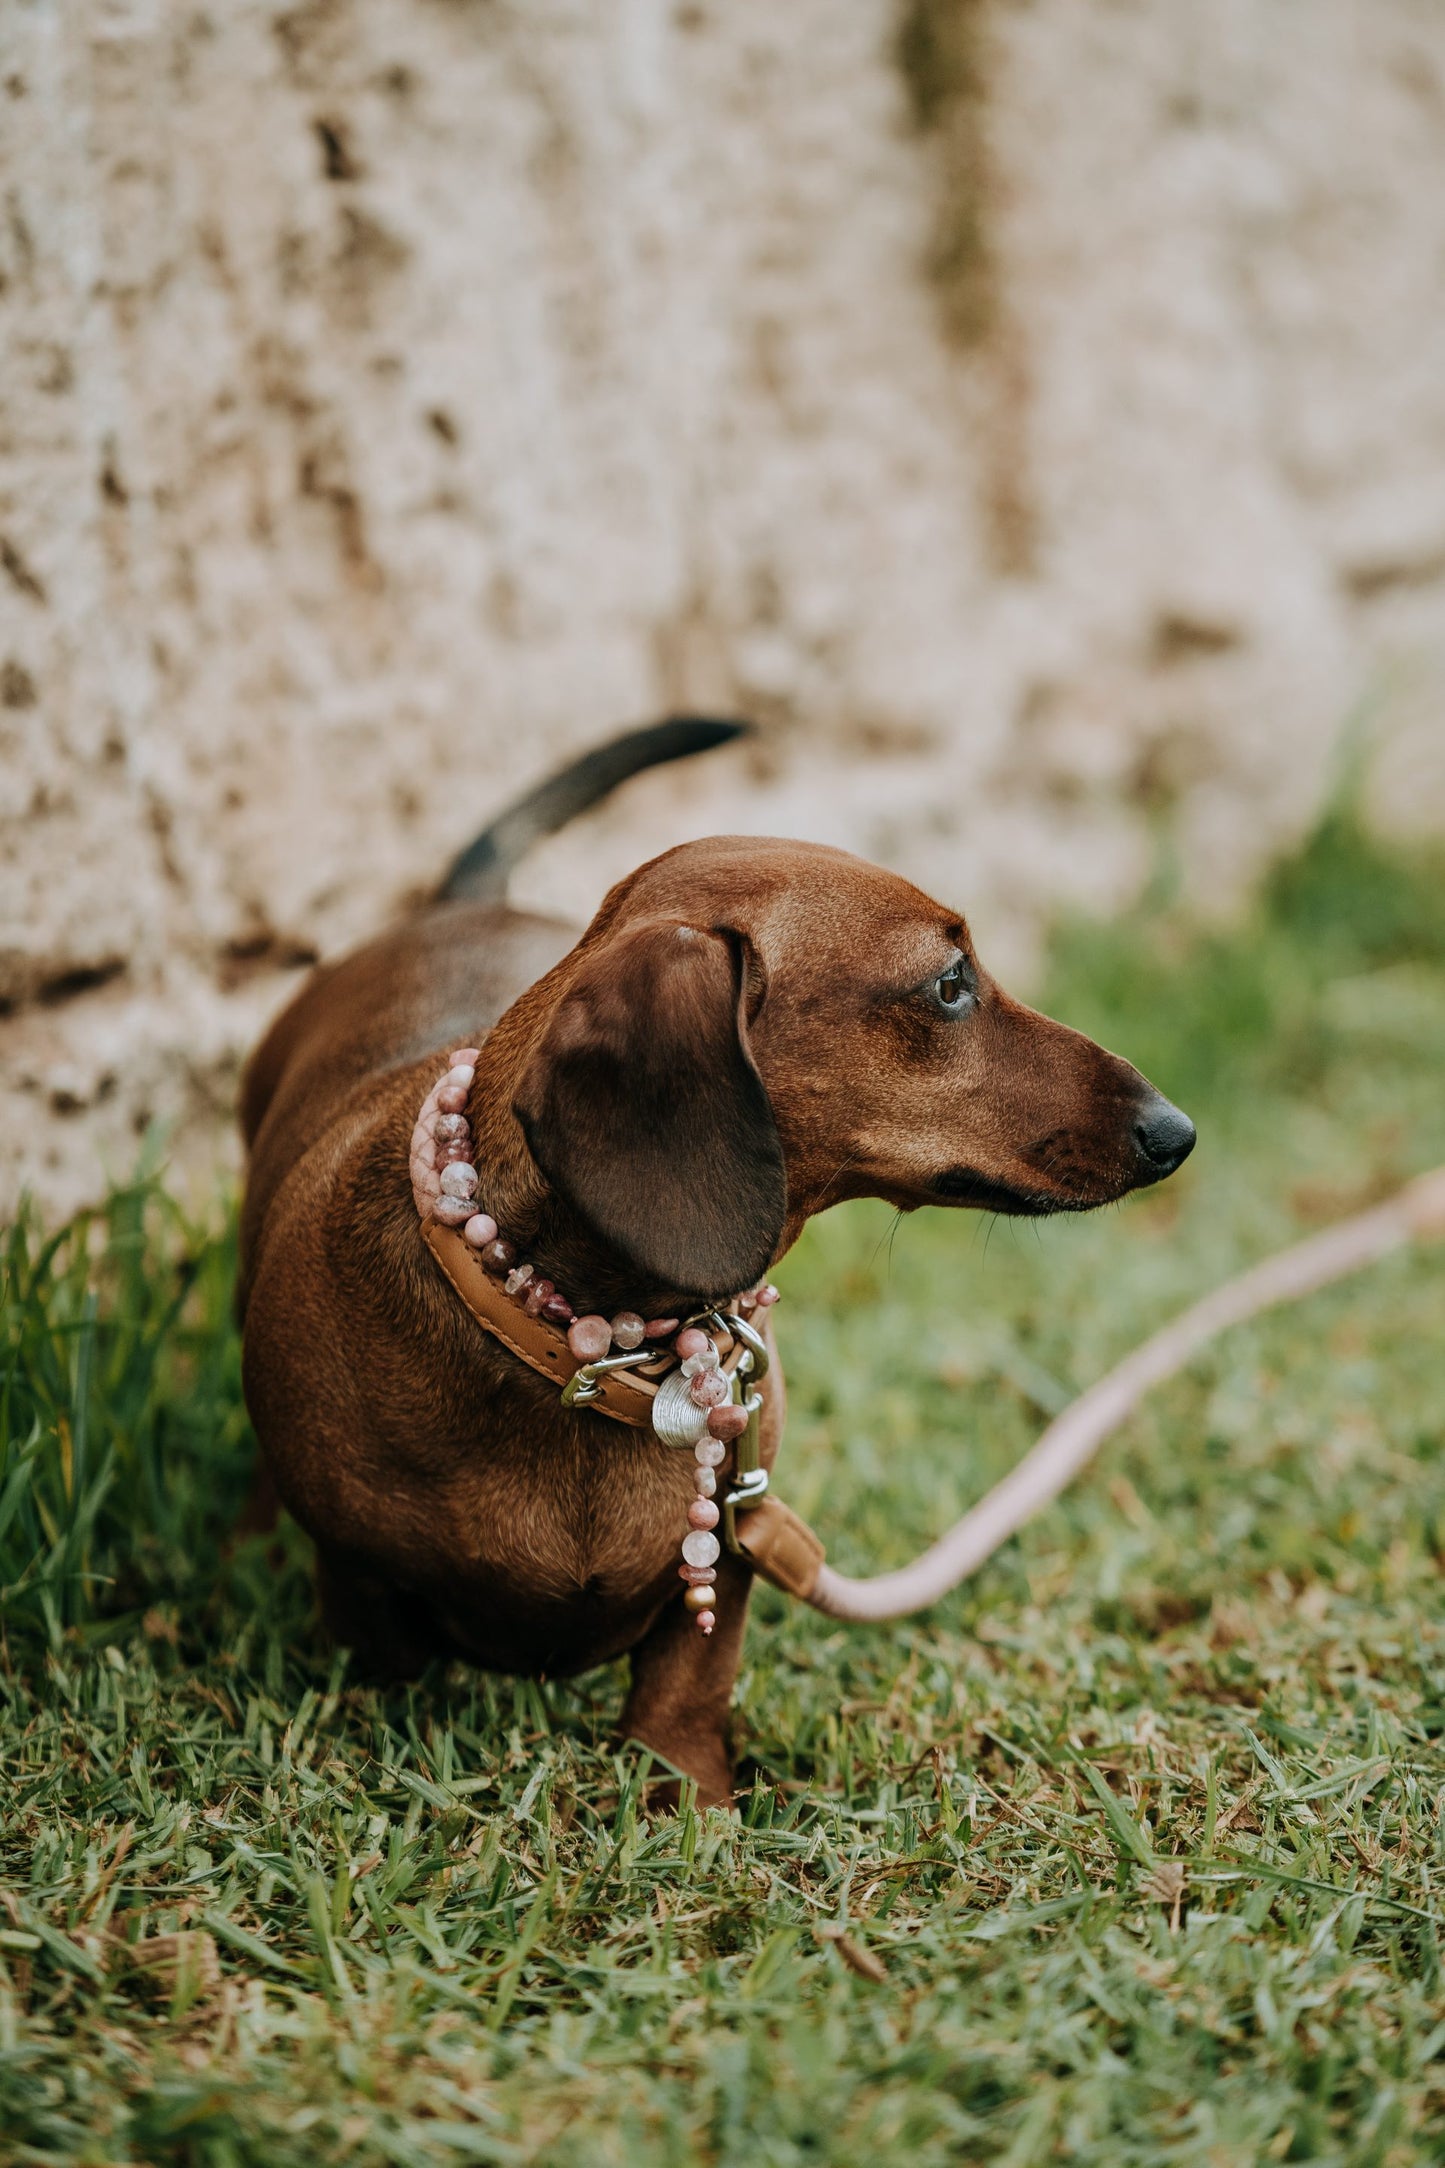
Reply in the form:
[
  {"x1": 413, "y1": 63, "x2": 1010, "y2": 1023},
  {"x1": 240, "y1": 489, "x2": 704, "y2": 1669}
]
[
  {"x1": 755, "y1": 1284, "x2": 780, "y2": 1307},
  {"x1": 681, "y1": 1530, "x2": 720, "y2": 1569},
  {"x1": 568, "y1": 1315, "x2": 612, "y2": 1362},
  {"x1": 689, "y1": 1368, "x2": 730, "y2": 1409},
  {"x1": 694, "y1": 1467, "x2": 717, "y2": 1498},
  {"x1": 437, "y1": 1139, "x2": 474, "y2": 1168},
  {"x1": 436, "y1": 1084, "x2": 467, "y2": 1116},
  {"x1": 505, "y1": 1263, "x2": 534, "y2": 1297},
  {"x1": 681, "y1": 1347, "x2": 720, "y2": 1378},
  {"x1": 694, "y1": 1437, "x2": 726, "y2": 1469},
  {"x1": 463, "y1": 1213, "x2": 499, "y2": 1249},
  {"x1": 524, "y1": 1277, "x2": 555, "y2": 1317},
  {"x1": 444, "y1": 1064, "x2": 476, "y2": 1089},
  {"x1": 434, "y1": 1195, "x2": 473, "y2": 1225},
  {"x1": 439, "y1": 1163, "x2": 478, "y2": 1199},
  {"x1": 706, "y1": 1402, "x2": 749, "y2": 1441},
  {"x1": 611, "y1": 1311, "x2": 645, "y2": 1352},
  {"x1": 433, "y1": 1112, "x2": 469, "y2": 1145},
  {"x1": 481, "y1": 1238, "x2": 516, "y2": 1275},
  {"x1": 675, "y1": 1328, "x2": 711, "y2": 1362},
  {"x1": 542, "y1": 1294, "x2": 575, "y2": 1324},
  {"x1": 449, "y1": 1049, "x2": 480, "y2": 1066},
  {"x1": 696, "y1": 1609, "x2": 715, "y2": 1636},
  {"x1": 679, "y1": 1561, "x2": 716, "y2": 1584},
  {"x1": 644, "y1": 1318, "x2": 680, "y2": 1339},
  {"x1": 688, "y1": 1498, "x2": 719, "y2": 1531}
]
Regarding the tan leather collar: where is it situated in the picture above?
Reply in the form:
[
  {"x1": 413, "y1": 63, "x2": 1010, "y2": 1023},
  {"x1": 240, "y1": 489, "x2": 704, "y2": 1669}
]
[{"x1": 423, "y1": 1217, "x2": 744, "y2": 1429}]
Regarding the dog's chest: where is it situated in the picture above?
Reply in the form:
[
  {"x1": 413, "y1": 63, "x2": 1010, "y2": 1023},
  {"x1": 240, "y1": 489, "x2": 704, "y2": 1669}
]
[
  {"x1": 439, "y1": 1408, "x2": 697, "y2": 1594},
  {"x1": 417, "y1": 1357, "x2": 782, "y2": 1654},
  {"x1": 272, "y1": 1284, "x2": 786, "y2": 1672},
  {"x1": 409, "y1": 1429, "x2": 696, "y2": 1669}
]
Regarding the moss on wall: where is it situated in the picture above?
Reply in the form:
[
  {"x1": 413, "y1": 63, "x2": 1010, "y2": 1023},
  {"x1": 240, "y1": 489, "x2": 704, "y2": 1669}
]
[{"x1": 896, "y1": 0, "x2": 995, "y2": 349}]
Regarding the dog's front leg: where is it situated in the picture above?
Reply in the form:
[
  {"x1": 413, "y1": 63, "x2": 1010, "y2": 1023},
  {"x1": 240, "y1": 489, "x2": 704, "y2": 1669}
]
[{"x1": 620, "y1": 1548, "x2": 754, "y2": 1809}]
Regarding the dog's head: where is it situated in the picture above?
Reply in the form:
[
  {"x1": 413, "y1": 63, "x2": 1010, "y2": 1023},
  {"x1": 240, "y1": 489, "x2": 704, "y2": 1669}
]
[{"x1": 513, "y1": 837, "x2": 1194, "y2": 1295}]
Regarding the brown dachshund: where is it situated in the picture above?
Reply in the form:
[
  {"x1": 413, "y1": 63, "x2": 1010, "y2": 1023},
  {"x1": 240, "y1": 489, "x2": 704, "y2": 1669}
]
[{"x1": 240, "y1": 721, "x2": 1194, "y2": 1804}]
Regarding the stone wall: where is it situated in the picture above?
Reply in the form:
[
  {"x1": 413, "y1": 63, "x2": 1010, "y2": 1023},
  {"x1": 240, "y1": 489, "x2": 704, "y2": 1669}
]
[{"x1": 3, "y1": 0, "x2": 1444, "y2": 1214}]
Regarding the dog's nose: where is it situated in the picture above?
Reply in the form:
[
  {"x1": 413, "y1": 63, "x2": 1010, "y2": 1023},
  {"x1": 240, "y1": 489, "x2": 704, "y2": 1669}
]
[{"x1": 1132, "y1": 1091, "x2": 1196, "y2": 1178}]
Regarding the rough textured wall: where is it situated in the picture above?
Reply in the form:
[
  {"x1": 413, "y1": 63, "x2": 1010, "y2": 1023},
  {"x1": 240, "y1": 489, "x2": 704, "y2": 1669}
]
[{"x1": 3, "y1": 0, "x2": 1444, "y2": 1214}]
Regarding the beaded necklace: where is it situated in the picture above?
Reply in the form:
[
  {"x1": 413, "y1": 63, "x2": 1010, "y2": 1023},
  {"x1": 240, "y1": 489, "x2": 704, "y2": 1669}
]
[{"x1": 409, "y1": 1051, "x2": 779, "y2": 1637}]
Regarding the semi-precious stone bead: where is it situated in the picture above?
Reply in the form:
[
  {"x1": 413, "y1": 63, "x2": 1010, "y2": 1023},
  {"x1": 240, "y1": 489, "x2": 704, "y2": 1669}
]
[
  {"x1": 610, "y1": 1311, "x2": 645, "y2": 1351},
  {"x1": 568, "y1": 1315, "x2": 612, "y2": 1362},
  {"x1": 689, "y1": 1368, "x2": 730, "y2": 1409},
  {"x1": 694, "y1": 1437, "x2": 726, "y2": 1469},
  {"x1": 755, "y1": 1284, "x2": 780, "y2": 1307},
  {"x1": 448, "y1": 1048, "x2": 480, "y2": 1066},
  {"x1": 444, "y1": 1064, "x2": 476, "y2": 1089},
  {"x1": 439, "y1": 1162, "x2": 478, "y2": 1199},
  {"x1": 683, "y1": 1584, "x2": 716, "y2": 1614},
  {"x1": 481, "y1": 1238, "x2": 516, "y2": 1275},
  {"x1": 675, "y1": 1327, "x2": 710, "y2": 1361},
  {"x1": 706, "y1": 1402, "x2": 748, "y2": 1441},
  {"x1": 542, "y1": 1294, "x2": 575, "y2": 1324},
  {"x1": 679, "y1": 1561, "x2": 716, "y2": 1584},
  {"x1": 463, "y1": 1213, "x2": 498, "y2": 1249},
  {"x1": 524, "y1": 1277, "x2": 555, "y2": 1317},
  {"x1": 681, "y1": 1529, "x2": 720, "y2": 1569},
  {"x1": 688, "y1": 1498, "x2": 719, "y2": 1531},
  {"x1": 694, "y1": 1467, "x2": 717, "y2": 1498},
  {"x1": 644, "y1": 1318, "x2": 680, "y2": 1339},
  {"x1": 504, "y1": 1263, "x2": 534, "y2": 1297},
  {"x1": 695, "y1": 1608, "x2": 715, "y2": 1635},
  {"x1": 437, "y1": 1138, "x2": 473, "y2": 1166},
  {"x1": 680, "y1": 1345, "x2": 720, "y2": 1377},
  {"x1": 433, "y1": 1112, "x2": 469, "y2": 1145},
  {"x1": 434, "y1": 1195, "x2": 474, "y2": 1225},
  {"x1": 436, "y1": 1084, "x2": 468, "y2": 1115}
]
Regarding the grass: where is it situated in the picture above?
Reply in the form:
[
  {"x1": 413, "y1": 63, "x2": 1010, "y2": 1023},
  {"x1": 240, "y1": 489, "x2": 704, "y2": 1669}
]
[{"x1": 2, "y1": 804, "x2": 1445, "y2": 2166}]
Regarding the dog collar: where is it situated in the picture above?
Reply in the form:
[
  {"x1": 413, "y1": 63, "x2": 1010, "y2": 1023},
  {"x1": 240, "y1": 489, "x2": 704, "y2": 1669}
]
[
  {"x1": 421, "y1": 1216, "x2": 759, "y2": 1428},
  {"x1": 410, "y1": 1050, "x2": 785, "y2": 1635}
]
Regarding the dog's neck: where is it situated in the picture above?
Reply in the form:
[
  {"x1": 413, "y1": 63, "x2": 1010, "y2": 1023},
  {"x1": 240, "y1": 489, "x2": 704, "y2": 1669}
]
[
  {"x1": 408, "y1": 1008, "x2": 771, "y2": 1648},
  {"x1": 407, "y1": 1025, "x2": 773, "y2": 1654},
  {"x1": 457, "y1": 1007, "x2": 701, "y2": 1318}
]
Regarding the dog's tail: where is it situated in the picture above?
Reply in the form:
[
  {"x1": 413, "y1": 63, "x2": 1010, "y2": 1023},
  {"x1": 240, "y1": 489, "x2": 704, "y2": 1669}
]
[{"x1": 438, "y1": 716, "x2": 752, "y2": 903}]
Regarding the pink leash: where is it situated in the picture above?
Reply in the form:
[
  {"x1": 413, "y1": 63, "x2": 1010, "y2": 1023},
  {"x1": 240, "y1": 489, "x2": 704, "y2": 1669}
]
[{"x1": 807, "y1": 1167, "x2": 1445, "y2": 1623}]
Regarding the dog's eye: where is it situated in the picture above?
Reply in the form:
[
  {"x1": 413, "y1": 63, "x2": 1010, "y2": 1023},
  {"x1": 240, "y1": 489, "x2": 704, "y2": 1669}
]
[{"x1": 934, "y1": 962, "x2": 972, "y2": 1013}]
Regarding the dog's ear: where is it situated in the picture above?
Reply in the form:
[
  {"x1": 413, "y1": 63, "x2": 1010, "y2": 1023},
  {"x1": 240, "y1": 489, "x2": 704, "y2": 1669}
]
[{"x1": 514, "y1": 920, "x2": 785, "y2": 1294}]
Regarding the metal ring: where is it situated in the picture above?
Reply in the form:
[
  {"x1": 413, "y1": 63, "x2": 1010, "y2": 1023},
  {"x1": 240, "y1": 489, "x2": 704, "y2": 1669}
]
[{"x1": 711, "y1": 1309, "x2": 770, "y2": 1380}]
